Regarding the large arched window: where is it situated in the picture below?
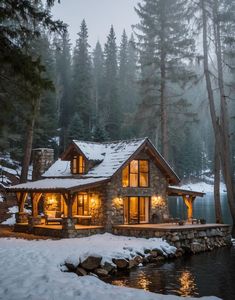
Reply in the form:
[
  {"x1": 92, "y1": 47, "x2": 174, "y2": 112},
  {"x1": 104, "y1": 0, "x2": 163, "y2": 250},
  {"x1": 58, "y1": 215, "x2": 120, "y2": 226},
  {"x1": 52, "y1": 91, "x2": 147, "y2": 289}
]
[{"x1": 71, "y1": 155, "x2": 85, "y2": 174}]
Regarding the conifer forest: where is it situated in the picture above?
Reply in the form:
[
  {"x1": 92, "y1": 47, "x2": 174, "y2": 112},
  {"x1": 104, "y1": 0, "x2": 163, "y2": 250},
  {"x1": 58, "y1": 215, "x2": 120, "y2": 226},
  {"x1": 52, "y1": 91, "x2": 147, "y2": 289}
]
[{"x1": 0, "y1": 0, "x2": 235, "y2": 201}]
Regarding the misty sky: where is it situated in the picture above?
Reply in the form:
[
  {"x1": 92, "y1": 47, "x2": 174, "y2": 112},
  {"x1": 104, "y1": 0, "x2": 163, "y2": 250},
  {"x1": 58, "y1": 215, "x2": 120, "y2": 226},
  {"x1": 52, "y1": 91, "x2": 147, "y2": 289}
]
[{"x1": 52, "y1": 0, "x2": 140, "y2": 48}]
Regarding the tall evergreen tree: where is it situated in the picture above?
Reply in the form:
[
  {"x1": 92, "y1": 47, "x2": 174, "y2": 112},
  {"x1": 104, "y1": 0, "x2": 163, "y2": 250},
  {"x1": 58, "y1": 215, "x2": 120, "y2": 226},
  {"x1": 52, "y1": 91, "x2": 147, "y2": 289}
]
[
  {"x1": 134, "y1": 0, "x2": 195, "y2": 160},
  {"x1": 54, "y1": 31, "x2": 72, "y2": 152},
  {"x1": 72, "y1": 19, "x2": 92, "y2": 139},
  {"x1": 92, "y1": 41, "x2": 105, "y2": 123},
  {"x1": 103, "y1": 26, "x2": 120, "y2": 139}
]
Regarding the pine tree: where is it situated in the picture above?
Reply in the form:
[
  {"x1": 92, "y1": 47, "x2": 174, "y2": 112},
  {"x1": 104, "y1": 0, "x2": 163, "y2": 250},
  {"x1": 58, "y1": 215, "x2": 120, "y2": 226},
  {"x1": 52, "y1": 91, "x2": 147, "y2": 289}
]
[
  {"x1": 72, "y1": 19, "x2": 92, "y2": 138},
  {"x1": 54, "y1": 31, "x2": 72, "y2": 152},
  {"x1": 134, "y1": 0, "x2": 195, "y2": 159},
  {"x1": 68, "y1": 113, "x2": 86, "y2": 140},
  {"x1": 103, "y1": 26, "x2": 120, "y2": 139},
  {"x1": 92, "y1": 41, "x2": 105, "y2": 124}
]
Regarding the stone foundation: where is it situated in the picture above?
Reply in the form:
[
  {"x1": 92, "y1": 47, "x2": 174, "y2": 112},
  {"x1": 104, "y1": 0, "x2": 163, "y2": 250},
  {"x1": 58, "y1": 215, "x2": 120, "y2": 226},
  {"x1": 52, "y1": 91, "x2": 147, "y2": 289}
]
[
  {"x1": 113, "y1": 224, "x2": 232, "y2": 254},
  {"x1": 14, "y1": 224, "x2": 104, "y2": 238}
]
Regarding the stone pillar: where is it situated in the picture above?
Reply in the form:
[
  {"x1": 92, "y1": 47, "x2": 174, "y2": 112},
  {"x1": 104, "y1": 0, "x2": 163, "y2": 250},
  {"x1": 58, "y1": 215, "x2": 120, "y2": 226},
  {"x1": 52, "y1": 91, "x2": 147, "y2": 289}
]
[{"x1": 32, "y1": 148, "x2": 54, "y2": 181}]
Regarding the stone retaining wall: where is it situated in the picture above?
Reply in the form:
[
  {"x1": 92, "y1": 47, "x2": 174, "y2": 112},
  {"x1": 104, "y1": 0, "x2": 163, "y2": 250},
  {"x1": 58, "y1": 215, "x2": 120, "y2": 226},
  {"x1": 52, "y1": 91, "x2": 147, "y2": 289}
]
[{"x1": 113, "y1": 225, "x2": 232, "y2": 254}]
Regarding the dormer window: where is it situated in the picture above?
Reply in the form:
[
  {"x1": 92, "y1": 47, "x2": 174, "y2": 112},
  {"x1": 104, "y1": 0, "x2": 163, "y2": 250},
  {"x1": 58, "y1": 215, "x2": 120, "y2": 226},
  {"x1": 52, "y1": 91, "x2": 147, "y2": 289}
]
[
  {"x1": 72, "y1": 155, "x2": 85, "y2": 174},
  {"x1": 122, "y1": 160, "x2": 149, "y2": 187}
]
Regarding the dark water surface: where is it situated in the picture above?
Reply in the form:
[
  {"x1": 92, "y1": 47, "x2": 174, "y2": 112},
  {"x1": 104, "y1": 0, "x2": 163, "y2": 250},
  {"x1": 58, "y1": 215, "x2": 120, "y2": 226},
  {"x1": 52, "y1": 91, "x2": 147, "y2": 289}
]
[
  {"x1": 107, "y1": 193, "x2": 235, "y2": 299},
  {"x1": 106, "y1": 246, "x2": 235, "y2": 299},
  {"x1": 168, "y1": 192, "x2": 232, "y2": 225}
]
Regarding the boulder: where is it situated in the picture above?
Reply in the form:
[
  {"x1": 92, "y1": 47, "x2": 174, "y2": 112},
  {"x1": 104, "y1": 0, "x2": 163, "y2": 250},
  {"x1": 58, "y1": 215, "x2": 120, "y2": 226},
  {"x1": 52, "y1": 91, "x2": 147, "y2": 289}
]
[
  {"x1": 76, "y1": 267, "x2": 87, "y2": 276},
  {"x1": 65, "y1": 262, "x2": 77, "y2": 272},
  {"x1": 151, "y1": 248, "x2": 164, "y2": 256},
  {"x1": 113, "y1": 258, "x2": 129, "y2": 269},
  {"x1": 134, "y1": 255, "x2": 143, "y2": 265},
  {"x1": 128, "y1": 259, "x2": 139, "y2": 269},
  {"x1": 81, "y1": 255, "x2": 102, "y2": 271},
  {"x1": 102, "y1": 261, "x2": 116, "y2": 273},
  {"x1": 171, "y1": 235, "x2": 180, "y2": 242},
  {"x1": 147, "y1": 254, "x2": 165, "y2": 263},
  {"x1": 95, "y1": 268, "x2": 109, "y2": 277}
]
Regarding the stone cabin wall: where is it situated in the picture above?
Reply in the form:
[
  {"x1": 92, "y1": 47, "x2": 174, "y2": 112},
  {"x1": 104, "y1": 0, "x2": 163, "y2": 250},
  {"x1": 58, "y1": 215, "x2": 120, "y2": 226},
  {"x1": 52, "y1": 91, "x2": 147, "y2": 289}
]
[{"x1": 104, "y1": 150, "x2": 169, "y2": 232}]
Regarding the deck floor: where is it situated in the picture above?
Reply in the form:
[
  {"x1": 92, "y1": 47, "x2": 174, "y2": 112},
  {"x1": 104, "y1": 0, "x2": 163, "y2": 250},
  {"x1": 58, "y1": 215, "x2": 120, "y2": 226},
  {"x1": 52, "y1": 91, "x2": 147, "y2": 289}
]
[
  {"x1": 16, "y1": 223, "x2": 104, "y2": 230},
  {"x1": 114, "y1": 223, "x2": 230, "y2": 231}
]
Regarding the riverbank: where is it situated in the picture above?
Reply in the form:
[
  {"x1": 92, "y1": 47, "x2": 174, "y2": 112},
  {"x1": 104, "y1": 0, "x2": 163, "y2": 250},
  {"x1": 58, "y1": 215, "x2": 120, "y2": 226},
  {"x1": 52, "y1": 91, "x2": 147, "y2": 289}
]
[{"x1": 0, "y1": 233, "x2": 220, "y2": 300}]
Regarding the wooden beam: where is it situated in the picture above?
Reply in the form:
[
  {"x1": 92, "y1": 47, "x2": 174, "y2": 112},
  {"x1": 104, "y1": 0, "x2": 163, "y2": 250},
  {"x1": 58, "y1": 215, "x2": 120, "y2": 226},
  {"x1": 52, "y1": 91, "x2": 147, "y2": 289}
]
[
  {"x1": 183, "y1": 195, "x2": 196, "y2": 220},
  {"x1": 31, "y1": 193, "x2": 42, "y2": 217}
]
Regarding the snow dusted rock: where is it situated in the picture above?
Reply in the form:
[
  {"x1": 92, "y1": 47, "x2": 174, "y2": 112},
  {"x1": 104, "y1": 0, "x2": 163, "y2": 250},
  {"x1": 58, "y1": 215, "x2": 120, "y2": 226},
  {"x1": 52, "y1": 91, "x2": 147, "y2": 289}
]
[
  {"x1": 102, "y1": 261, "x2": 116, "y2": 273},
  {"x1": 113, "y1": 258, "x2": 129, "y2": 269},
  {"x1": 76, "y1": 267, "x2": 87, "y2": 276},
  {"x1": 134, "y1": 255, "x2": 143, "y2": 265},
  {"x1": 81, "y1": 255, "x2": 102, "y2": 271},
  {"x1": 151, "y1": 248, "x2": 164, "y2": 256},
  {"x1": 95, "y1": 268, "x2": 109, "y2": 277},
  {"x1": 128, "y1": 259, "x2": 139, "y2": 269}
]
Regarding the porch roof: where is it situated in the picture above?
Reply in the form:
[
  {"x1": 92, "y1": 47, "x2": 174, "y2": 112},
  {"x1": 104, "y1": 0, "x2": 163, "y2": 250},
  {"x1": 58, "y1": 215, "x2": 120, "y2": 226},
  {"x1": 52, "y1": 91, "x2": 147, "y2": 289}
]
[
  {"x1": 6, "y1": 177, "x2": 109, "y2": 193},
  {"x1": 167, "y1": 186, "x2": 205, "y2": 197}
]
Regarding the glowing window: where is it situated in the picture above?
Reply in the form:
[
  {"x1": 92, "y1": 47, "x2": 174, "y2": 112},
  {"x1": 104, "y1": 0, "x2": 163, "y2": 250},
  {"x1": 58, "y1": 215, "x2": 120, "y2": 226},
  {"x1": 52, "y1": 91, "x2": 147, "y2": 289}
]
[
  {"x1": 72, "y1": 155, "x2": 85, "y2": 174},
  {"x1": 122, "y1": 160, "x2": 149, "y2": 187}
]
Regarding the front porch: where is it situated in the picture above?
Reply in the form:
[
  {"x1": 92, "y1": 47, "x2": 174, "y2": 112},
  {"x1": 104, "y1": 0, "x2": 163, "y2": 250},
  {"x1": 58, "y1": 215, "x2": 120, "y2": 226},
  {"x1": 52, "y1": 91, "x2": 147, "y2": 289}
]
[{"x1": 14, "y1": 223, "x2": 104, "y2": 238}]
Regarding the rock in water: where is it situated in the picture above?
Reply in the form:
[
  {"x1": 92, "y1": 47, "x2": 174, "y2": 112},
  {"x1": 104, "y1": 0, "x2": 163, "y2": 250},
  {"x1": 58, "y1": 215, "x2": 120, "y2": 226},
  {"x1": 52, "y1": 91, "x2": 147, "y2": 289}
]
[
  {"x1": 81, "y1": 255, "x2": 102, "y2": 271},
  {"x1": 95, "y1": 268, "x2": 109, "y2": 277},
  {"x1": 113, "y1": 258, "x2": 129, "y2": 269}
]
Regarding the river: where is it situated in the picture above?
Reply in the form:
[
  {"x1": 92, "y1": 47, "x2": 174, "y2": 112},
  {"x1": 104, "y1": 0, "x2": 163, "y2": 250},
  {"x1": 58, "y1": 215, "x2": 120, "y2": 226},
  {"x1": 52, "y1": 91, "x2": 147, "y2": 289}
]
[{"x1": 107, "y1": 193, "x2": 235, "y2": 299}]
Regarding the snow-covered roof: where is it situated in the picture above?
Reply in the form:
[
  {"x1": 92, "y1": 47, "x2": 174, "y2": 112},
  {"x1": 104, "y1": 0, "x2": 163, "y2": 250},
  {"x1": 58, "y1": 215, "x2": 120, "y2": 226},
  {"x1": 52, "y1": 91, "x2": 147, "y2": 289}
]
[
  {"x1": 7, "y1": 177, "x2": 109, "y2": 192},
  {"x1": 43, "y1": 159, "x2": 71, "y2": 177},
  {"x1": 73, "y1": 141, "x2": 106, "y2": 161},
  {"x1": 84, "y1": 138, "x2": 147, "y2": 178},
  {"x1": 43, "y1": 137, "x2": 180, "y2": 184},
  {"x1": 168, "y1": 186, "x2": 205, "y2": 197}
]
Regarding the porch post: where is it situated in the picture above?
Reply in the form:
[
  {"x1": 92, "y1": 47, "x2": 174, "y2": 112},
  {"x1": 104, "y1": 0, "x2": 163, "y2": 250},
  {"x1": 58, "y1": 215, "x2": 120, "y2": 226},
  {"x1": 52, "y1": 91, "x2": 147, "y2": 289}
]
[
  {"x1": 61, "y1": 193, "x2": 76, "y2": 233},
  {"x1": 183, "y1": 195, "x2": 195, "y2": 220},
  {"x1": 31, "y1": 193, "x2": 42, "y2": 217},
  {"x1": 15, "y1": 192, "x2": 28, "y2": 223}
]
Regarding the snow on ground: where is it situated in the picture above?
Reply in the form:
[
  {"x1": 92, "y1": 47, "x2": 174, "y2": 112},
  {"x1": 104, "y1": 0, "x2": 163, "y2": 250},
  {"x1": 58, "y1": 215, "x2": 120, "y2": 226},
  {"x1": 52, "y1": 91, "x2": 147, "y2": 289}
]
[
  {"x1": 0, "y1": 194, "x2": 3, "y2": 202},
  {"x1": 180, "y1": 181, "x2": 227, "y2": 194},
  {"x1": 0, "y1": 234, "x2": 220, "y2": 300},
  {"x1": 1, "y1": 206, "x2": 31, "y2": 225}
]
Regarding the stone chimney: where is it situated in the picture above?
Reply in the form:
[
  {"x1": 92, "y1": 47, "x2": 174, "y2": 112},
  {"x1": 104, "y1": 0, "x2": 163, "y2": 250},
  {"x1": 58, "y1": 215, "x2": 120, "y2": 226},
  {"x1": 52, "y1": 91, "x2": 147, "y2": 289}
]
[{"x1": 32, "y1": 148, "x2": 54, "y2": 181}]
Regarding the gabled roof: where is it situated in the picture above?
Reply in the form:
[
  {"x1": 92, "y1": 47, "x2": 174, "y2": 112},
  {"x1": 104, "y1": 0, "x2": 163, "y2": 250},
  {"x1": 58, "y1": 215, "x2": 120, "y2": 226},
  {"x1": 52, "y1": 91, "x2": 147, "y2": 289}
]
[
  {"x1": 7, "y1": 177, "x2": 109, "y2": 193},
  {"x1": 43, "y1": 137, "x2": 180, "y2": 185}
]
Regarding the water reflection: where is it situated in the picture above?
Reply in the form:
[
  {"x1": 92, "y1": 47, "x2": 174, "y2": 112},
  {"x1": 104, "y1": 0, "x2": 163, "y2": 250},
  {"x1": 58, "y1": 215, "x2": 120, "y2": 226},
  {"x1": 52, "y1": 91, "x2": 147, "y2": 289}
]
[
  {"x1": 178, "y1": 270, "x2": 198, "y2": 297},
  {"x1": 106, "y1": 247, "x2": 235, "y2": 300}
]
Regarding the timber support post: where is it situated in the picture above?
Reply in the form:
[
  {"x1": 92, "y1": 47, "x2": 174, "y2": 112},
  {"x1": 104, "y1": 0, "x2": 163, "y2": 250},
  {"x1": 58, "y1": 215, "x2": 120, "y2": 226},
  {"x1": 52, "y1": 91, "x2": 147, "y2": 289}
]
[{"x1": 183, "y1": 195, "x2": 196, "y2": 220}]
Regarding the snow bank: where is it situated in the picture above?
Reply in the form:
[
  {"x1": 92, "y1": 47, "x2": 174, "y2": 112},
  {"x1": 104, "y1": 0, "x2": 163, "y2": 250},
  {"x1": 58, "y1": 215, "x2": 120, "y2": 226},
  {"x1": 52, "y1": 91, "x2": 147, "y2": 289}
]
[
  {"x1": 64, "y1": 233, "x2": 176, "y2": 268},
  {"x1": 180, "y1": 182, "x2": 227, "y2": 194},
  {"x1": 0, "y1": 234, "x2": 220, "y2": 300}
]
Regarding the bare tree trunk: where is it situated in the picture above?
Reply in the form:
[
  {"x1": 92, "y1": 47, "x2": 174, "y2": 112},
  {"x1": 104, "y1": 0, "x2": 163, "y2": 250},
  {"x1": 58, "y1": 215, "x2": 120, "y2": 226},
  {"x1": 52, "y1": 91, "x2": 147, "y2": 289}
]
[
  {"x1": 160, "y1": 1, "x2": 168, "y2": 160},
  {"x1": 213, "y1": 0, "x2": 235, "y2": 232},
  {"x1": 214, "y1": 139, "x2": 223, "y2": 223},
  {"x1": 201, "y1": 0, "x2": 224, "y2": 224},
  {"x1": 20, "y1": 97, "x2": 41, "y2": 183}
]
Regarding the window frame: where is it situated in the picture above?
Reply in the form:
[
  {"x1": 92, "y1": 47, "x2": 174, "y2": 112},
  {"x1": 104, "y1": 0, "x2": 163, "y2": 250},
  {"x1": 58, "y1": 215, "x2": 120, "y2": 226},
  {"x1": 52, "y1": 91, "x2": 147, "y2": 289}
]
[
  {"x1": 122, "y1": 159, "x2": 150, "y2": 188},
  {"x1": 71, "y1": 154, "x2": 85, "y2": 174},
  {"x1": 123, "y1": 196, "x2": 151, "y2": 224}
]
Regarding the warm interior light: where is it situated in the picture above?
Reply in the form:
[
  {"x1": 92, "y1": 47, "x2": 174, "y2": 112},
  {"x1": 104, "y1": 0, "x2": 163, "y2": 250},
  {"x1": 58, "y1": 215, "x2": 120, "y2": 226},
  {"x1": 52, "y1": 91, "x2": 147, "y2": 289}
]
[
  {"x1": 151, "y1": 195, "x2": 165, "y2": 208},
  {"x1": 112, "y1": 197, "x2": 123, "y2": 208}
]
